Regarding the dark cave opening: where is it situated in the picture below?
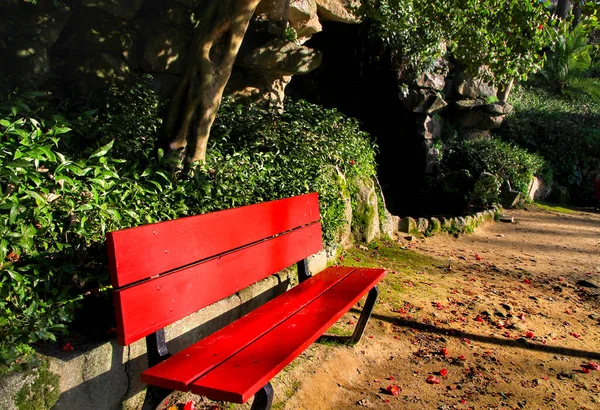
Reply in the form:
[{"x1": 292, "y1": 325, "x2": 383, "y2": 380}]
[{"x1": 287, "y1": 21, "x2": 426, "y2": 216}]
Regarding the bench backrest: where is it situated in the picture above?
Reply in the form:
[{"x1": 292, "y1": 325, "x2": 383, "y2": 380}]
[{"x1": 108, "y1": 193, "x2": 322, "y2": 345}]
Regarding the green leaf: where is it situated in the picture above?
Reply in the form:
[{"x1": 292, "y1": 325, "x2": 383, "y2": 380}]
[{"x1": 89, "y1": 140, "x2": 115, "y2": 159}]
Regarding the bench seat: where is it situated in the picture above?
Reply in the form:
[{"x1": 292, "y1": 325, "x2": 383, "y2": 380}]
[{"x1": 142, "y1": 266, "x2": 385, "y2": 403}]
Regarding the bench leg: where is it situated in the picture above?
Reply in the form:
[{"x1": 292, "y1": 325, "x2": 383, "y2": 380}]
[
  {"x1": 250, "y1": 381, "x2": 274, "y2": 410},
  {"x1": 349, "y1": 285, "x2": 379, "y2": 345}
]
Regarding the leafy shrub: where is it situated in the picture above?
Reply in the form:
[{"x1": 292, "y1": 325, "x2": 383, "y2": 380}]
[
  {"x1": 442, "y1": 137, "x2": 545, "y2": 195},
  {"x1": 496, "y1": 85, "x2": 600, "y2": 203},
  {"x1": 0, "y1": 85, "x2": 377, "y2": 368}
]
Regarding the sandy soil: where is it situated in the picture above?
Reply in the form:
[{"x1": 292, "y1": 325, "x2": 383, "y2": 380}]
[
  {"x1": 281, "y1": 206, "x2": 600, "y2": 410},
  {"x1": 165, "y1": 206, "x2": 600, "y2": 410}
]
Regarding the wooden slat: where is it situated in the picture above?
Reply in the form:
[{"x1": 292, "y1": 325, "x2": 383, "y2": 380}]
[
  {"x1": 115, "y1": 223, "x2": 323, "y2": 345},
  {"x1": 141, "y1": 266, "x2": 358, "y2": 391},
  {"x1": 107, "y1": 193, "x2": 320, "y2": 288},
  {"x1": 190, "y1": 268, "x2": 386, "y2": 403}
]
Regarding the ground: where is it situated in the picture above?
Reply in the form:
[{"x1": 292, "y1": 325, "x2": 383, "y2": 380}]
[{"x1": 161, "y1": 204, "x2": 600, "y2": 410}]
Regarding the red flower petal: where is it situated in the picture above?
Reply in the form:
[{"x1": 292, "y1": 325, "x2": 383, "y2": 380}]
[
  {"x1": 386, "y1": 384, "x2": 401, "y2": 396},
  {"x1": 474, "y1": 254, "x2": 482, "y2": 261},
  {"x1": 61, "y1": 342, "x2": 74, "y2": 351},
  {"x1": 183, "y1": 402, "x2": 195, "y2": 410},
  {"x1": 587, "y1": 362, "x2": 600, "y2": 371},
  {"x1": 475, "y1": 315, "x2": 484, "y2": 323},
  {"x1": 441, "y1": 347, "x2": 449, "y2": 356},
  {"x1": 523, "y1": 279, "x2": 532, "y2": 284},
  {"x1": 525, "y1": 331, "x2": 534, "y2": 339},
  {"x1": 582, "y1": 366, "x2": 591, "y2": 374},
  {"x1": 440, "y1": 368, "x2": 448, "y2": 377},
  {"x1": 458, "y1": 355, "x2": 466, "y2": 361},
  {"x1": 426, "y1": 375, "x2": 440, "y2": 384}
]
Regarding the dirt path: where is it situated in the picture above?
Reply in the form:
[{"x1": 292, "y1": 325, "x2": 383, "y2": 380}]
[
  {"x1": 279, "y1": 206, "x2": 600, "y2": 410},
  {"x1": 170, "y1": 206, "x2": 600, "y2": 410}
]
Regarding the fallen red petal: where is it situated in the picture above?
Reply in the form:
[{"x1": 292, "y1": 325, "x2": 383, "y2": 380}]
[
  {"x1": 525, "y1": 331, "x2": 535, "y2": 339},
  {"x1": 441, "y1": 347, "x2": 449, "y2": 356},
  {"x1": 183, "y1": 401, "x2": 195, "y2": 410},
  {"x1": 386, "y1": 384, "x2": 401, "y2": 396},
  {"x1": 458, "y1": 355, "x2": 466, "y2": 361},
  {"x1": 61, "y1": 342, "x2": 74, "y2": 352},
  {"x1": 439, "y1": 368, "x2": 448, "y2": 377},
  {"x1": 587, "y1": 362, "x2": 600, "y2": 371},
  {"x1": 426, "y1": 375, "x2": 440, "y2": 384}
]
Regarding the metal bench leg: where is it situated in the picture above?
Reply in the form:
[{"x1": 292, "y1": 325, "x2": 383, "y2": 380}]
[
  {"x1": 348, "y1": 286, "x2": 379, "y2": 345},
  {"x1": 143, "y1": 329, "x2": 173, "y2": 410},
  {"x1": 251, "y1": 381, "x2": 274, "y2": 410}
]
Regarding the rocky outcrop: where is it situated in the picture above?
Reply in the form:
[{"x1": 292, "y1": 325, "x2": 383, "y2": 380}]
[
  {"x1": 289, "y1": 0, "x2": 323, "y2": 41},
  {"x1": 315, "y1": 0, "x2": 360, "y2": 23}
]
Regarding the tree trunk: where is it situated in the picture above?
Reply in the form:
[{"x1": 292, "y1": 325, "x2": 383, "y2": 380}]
[
  {"x1": 161, "y1": 0, "x2": 263, "y2": 167},
  {"x1": 555, "y1": 0, "x2": 570, "y2": 19}
]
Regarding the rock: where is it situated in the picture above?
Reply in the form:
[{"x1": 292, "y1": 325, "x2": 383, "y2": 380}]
[
  {"x1": 500, "y1": 216, "x2": 514, "y2": 223},
  {"x1": 417, "y1": 217, "x2": 429, "y2": 233},
  {"x1": 429, "y1": 217, "x2": 441, "y2": 234},
  {"x1": 0, "y1": 38, "x2": 50, "y2": 83},
  {"x1": 3, "y1": 5, "x2": 70, "y2": 46},
  {"x1": 237, "y1": 38, "x2": 322, "y2": 75},
  {"x1": 501, "y1": 303, "x2": 512, "y2": 311},
  {"x1": 441, "y1": 218, "x2": 453, "y2": 230},
  {"x1": 458, "y1": 110, "x2": 505, "y2": 130},
  {"x1": 424, "y1": 145, "x2": 441, "y2": 174},
  {"x1": 527, "y1": 176, "x2": 551, "y2": 201},
  {"x1": 255, "y1": 0, "x2": 289, "y2": 21},
  {"x1": 399, "y1": 217, "x2": 417, "y2": 233},
  {"x1": 509, "y1": 322, "x2": 524, "y2": 331},
  {"x1": 382, "y1": 210, "x2": 400, "y2": 238},
  {"x1": 404, "y1": 235, "x2": 416, "y2": 242},
  {"x1": 137, "y1": 0, "x2": 197, "y2": 34},
  {"x1": 455, "y1": 71, "x2": 498, "y2": 99},
  {"x1": 352, "y1": 177, "x2": 380, "y2": 243},
  {"x1": 485, "y1": 102, "x2": 514, "y2": 115},
  {"x1": 81, "y1": 0, "x2": 142, "y2": 20},
  {"x1": 58, "y1": 9, "x2": 134, "y2": 54},
  {"x1": 402, "y1": 89, "x2": 447, "y2": 114},
  {"x1": 416, "y1": 114, "x2": 443, "y2": 141},
  {"x1": 137, "y1": 22, "x2": 189, "y2": 74},
  {"x1": 454, "y1": 217, "x2": 466, "y2": 231},
  {"x1": 589, "y1": 313, "x2": 598, "y2": 320},
  {"x1": 494, "y1": 310, "x2": 506, "y2": 318},
  {"x1": 455, "y1": 99, "x2": 485, "y2": 110},
  {"x1": 501, "y1": 190, "x2": 524, "y2": 209},
  {"x1": 577, "y1": 279, "x2": 600, "y2": 288},
  {"x1": 289, "y1": 0, "x2": 322, "y2": 40},
  {"x1": 412, "y1": 71, "x2": 446, "y2": 91},
  {"x1": 315, "y1": 0, "x2": 360, "y2": 23}
]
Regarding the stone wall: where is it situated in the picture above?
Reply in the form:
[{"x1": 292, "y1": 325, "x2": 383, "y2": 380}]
[{"x1": 398, "y1": 59, "x2": 514, "y2": 175}]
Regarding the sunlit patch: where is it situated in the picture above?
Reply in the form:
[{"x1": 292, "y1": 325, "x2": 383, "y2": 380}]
[{"x1": 16, "y1": 48, "x2": 35, "y2": 58}]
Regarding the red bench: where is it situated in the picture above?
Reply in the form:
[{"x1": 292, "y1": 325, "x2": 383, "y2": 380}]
[{"x1": 107, "y1": 193, "x2": 385, "y2": 409}]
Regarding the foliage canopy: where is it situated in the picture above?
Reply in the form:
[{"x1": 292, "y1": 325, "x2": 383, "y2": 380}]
[{"x1": 360, "y1": 0, "x2": 552, "y2": 84}]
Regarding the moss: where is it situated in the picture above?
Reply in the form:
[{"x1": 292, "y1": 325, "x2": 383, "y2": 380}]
[
  {"x1": 534, "y1": 202, "x2": 577, "y2": 215},
  {"x1": 351, "y1": 199, "x2": 377, "y2": 243},
  {"x1": 15, "y1": 364, "x2": 60, "y2": 410}
]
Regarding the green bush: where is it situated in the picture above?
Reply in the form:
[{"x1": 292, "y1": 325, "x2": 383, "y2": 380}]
[
  {"x1": 442, "y1": 136, "x2": 545, "y2": 195},
  {"x1": 0, "y1": 85, "x2": 378, "y2": 368},
  {"x1": 496, "y1": 85, "x2": 600, "y2": 203}
]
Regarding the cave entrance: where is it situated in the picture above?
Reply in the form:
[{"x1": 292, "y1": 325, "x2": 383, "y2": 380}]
[{"x1": 287, "y1": 21, "x2": 426, "y2": 216}]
